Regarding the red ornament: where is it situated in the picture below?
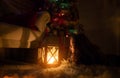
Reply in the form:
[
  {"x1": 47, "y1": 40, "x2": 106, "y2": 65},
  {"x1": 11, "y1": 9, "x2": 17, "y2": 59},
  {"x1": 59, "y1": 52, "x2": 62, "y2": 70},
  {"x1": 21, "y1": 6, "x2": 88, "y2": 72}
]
[{"x1": 53, "y1": 17, "x2": 59, "y2": 22}]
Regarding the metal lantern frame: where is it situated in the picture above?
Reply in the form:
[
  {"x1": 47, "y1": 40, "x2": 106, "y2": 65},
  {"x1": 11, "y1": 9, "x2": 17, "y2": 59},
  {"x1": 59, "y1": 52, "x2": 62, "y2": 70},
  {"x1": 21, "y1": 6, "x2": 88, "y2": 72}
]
[{"x1": 38, "y1": 44, "x2": 60, "y2": 67}]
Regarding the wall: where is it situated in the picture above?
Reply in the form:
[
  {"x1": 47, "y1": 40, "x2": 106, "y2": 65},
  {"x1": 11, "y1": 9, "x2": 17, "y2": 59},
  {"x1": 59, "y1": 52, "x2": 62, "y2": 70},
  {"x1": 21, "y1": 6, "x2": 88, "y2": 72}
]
[{"x1": 77, "y1": 0, "x2": 119, "y2": 55}]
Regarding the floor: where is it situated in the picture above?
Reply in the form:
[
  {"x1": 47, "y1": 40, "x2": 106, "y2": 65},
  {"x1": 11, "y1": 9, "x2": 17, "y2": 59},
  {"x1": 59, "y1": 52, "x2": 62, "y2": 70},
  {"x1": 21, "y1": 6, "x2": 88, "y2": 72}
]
[{"x1": 0, "y1": 60, "x2": 120, "y2": 78}]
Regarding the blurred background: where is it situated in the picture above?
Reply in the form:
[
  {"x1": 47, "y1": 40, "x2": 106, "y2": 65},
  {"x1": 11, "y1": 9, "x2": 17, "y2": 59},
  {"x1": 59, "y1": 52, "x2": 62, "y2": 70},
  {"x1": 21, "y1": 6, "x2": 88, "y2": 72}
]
[{"x1": 0, "y1": 0, "x2": 119, "y2": 55}]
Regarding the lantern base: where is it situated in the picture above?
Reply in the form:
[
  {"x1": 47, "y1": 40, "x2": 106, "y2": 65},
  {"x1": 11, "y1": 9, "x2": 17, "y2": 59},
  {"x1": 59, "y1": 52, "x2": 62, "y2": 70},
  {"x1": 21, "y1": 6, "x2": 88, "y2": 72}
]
[{"x1": 41, "y1": 62, "x2": 61, "y2": 68}]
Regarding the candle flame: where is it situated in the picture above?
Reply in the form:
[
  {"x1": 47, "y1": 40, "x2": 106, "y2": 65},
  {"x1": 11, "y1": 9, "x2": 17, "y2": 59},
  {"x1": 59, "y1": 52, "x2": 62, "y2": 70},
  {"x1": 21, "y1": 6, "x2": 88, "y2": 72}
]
[{"x1": 48, "y1": 57, "x2": 56, "y2": 64}]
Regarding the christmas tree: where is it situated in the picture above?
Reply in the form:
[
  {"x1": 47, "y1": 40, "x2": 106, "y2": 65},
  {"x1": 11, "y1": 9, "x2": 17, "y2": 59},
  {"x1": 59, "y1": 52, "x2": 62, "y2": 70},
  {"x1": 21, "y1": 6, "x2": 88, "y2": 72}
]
[{"x1": 31, "y1": 0, "x2": 80, "y2": 35}]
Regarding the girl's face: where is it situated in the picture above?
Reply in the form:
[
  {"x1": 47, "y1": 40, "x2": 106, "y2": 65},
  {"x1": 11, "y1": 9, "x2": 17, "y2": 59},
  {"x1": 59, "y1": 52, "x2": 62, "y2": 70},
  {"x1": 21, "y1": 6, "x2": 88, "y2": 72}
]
[{"x1": 70, "y1": 37, "x2": 75, "y2": 54}]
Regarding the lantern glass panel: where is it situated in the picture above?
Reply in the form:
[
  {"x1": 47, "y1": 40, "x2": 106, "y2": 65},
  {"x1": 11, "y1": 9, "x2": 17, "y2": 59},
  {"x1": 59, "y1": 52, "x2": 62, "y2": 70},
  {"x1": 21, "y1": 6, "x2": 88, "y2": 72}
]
[
  {"x1": 47, "y1": 46, "x2": 59, "y2": 64},
  {"x1": 42, "y1": 47, "x2": 45, "y2": 63}
]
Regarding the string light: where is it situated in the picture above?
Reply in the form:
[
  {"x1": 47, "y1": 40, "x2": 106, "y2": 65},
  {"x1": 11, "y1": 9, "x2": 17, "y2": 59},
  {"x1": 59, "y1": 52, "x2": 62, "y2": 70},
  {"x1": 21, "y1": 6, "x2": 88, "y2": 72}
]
[{"x1": 30, "y1": 0, "x2": 79, "y2": 35}]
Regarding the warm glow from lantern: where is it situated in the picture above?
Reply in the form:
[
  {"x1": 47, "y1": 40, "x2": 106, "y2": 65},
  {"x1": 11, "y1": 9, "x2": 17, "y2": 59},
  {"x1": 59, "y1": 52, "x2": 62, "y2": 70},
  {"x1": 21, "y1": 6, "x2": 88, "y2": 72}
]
[
  {"x1": 47, "y1": 56, "x2": 55, "y2": 64},
  {"x1": 38, "y1": 46, "x2": 59, "y2": 66},
  {"x1": 47, "y1": 46, "x2": 59, "y2": 64}
]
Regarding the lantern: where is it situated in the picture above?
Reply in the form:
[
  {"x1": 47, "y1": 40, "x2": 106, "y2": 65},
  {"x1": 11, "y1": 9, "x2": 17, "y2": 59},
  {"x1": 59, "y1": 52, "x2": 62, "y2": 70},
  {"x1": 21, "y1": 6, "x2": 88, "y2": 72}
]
[
  {"x1": 37, "y1": 28, "x2": 61, "y2": 67},
  {"x1": 38, "y1": 45, "x2": 60, "y2": 67}
]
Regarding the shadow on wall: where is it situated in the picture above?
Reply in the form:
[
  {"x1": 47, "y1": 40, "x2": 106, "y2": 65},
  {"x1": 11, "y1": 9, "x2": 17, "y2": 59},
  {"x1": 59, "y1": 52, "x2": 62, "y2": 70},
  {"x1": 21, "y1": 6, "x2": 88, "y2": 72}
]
[{"x1": 77, "y1": 0, "x2": 120, "y2": 55}]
